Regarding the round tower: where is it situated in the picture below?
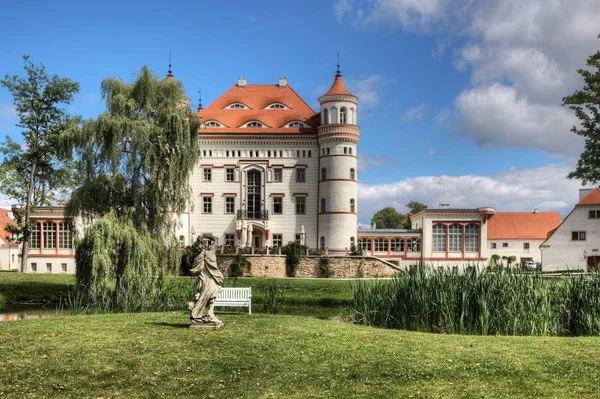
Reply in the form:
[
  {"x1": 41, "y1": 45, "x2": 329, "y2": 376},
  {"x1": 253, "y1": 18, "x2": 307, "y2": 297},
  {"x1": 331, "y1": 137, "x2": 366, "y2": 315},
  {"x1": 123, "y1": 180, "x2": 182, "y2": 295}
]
[{"x1": 317, "y1": 66, "x2": 359, "y2": 254}]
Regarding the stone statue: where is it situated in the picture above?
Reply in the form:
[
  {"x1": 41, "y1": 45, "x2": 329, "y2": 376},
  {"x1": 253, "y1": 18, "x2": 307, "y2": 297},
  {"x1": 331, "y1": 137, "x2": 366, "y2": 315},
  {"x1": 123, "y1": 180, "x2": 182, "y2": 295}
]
[{"x1": 188, "y1": 238, "x2": 224, "y2": 328}]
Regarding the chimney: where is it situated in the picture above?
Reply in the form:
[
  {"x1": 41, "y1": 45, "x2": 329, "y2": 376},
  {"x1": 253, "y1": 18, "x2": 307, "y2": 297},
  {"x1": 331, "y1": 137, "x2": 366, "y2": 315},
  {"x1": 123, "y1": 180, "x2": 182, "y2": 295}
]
[
  {"x1": 278, "y1": 77, "x2": 287, "y2": 88},
  {"x1": 533, "y1": 208, "x2": 539, "y2": 214},
  {"x1": 579, "y1": 188, "x2": 594, "y2": 201},
  {"x1": 439, "y1": 203, "x2": 450, "y2": 208},
  {"x1": 237, "y1": 77, "x2": 246, "y2": 88}
]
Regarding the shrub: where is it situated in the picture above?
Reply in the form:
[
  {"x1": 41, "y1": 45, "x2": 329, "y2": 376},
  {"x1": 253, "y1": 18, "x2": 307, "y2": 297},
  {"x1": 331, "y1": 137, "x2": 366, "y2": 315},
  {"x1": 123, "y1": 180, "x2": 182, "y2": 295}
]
[
  {"x1": 357, "y1": 260, "x2": 366, "y2": 278},
  {"x1": 282, "y1": 241, "x2": 305, "y2": 277},
  {"x1": 229, "y1": 254, "x2": 251, "y2": 277},
  {"x1": 260, "y1": 279, "x2": 286, "y2": 314},
  {"x1": 318, "y1": 256, "x2": 334, "y2": 278}
]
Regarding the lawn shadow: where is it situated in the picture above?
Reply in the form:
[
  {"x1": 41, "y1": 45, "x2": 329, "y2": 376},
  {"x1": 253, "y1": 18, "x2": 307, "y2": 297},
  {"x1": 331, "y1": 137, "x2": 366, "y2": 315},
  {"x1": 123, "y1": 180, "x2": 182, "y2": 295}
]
[{"x1": 149, "y1": 322, "x2": 190, "y2": 329}]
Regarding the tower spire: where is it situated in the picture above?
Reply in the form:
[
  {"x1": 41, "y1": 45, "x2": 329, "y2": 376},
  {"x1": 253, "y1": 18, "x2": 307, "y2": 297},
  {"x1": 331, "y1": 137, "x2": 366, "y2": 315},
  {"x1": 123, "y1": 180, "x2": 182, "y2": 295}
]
[
  {"x1": 167, "y1": 51, "x2": 173, "y2": 79},
  {"x1": 197, "y1": 89, "x2": 202, "y2": 111},
  {"x1": 336, "y1": 51, "x2": 341, "y2": 76}
]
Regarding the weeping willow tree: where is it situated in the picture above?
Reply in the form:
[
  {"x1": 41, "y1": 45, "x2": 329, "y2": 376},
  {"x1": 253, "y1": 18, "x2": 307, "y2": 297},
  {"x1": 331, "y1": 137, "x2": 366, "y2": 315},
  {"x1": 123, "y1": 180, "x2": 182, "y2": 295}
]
[{"x1": 65, "y1": 66, "x2": 200, "y2": 308}]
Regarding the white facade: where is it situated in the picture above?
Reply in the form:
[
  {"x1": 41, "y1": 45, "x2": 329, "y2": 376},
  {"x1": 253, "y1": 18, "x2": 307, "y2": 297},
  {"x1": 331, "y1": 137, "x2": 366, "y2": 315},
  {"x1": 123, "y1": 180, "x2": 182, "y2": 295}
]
[
  {"x1": 541, "y1": 189, "x2": 600, "y2": 272},
  {"x1": 487, "y1": 239, "x2": 544, "y2": 264},
  {"x1": 190, "y1": 72, "x2": 360, "y2": 253}
]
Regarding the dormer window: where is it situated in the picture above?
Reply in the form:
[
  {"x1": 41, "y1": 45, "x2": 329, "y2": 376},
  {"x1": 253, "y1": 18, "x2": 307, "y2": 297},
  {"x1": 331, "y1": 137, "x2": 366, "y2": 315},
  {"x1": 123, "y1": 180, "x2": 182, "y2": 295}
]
[
  {"x1": 243, "y1": 121, "x2": 265, "y2": 128},
  {"x1": 204, "y1": 121, "x2": 223, "y2": 127},
  {"x1": 285, "y1": 121, "x2": 307, "y2": 128},
  {"x1": 266, "y1": 103, "x2": 289, "y2": 109},
  {"x1": 225, "y1": 103, "x2": 250, "y2": 109}
]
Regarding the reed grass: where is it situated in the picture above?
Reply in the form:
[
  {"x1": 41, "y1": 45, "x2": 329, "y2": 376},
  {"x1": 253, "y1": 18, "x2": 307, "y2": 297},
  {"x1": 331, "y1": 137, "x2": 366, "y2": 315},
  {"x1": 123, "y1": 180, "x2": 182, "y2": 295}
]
[{"x1": 352, "y1": 266, "x2": 600, "y2": 336}]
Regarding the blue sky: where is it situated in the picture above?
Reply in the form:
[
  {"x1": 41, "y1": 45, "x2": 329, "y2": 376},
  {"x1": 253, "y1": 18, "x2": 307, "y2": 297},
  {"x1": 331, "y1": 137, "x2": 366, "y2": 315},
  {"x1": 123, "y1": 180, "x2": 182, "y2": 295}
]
[{"x1": 0, "y1": 0, "x2": 598, "y2": 223}]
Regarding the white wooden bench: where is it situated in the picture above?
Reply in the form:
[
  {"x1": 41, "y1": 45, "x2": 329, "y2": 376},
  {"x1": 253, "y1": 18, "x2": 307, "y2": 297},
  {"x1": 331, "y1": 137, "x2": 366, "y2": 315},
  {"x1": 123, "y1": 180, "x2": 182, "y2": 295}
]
[{"x1": 215, "y1": 287, "x2": 252, "y2": 314}]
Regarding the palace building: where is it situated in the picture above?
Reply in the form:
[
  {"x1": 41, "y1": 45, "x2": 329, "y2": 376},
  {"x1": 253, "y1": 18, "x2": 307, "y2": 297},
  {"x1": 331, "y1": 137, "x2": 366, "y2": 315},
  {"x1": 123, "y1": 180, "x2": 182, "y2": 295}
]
[{"x1": 190, "y1": 68, "x2": 359, "y2": 254}]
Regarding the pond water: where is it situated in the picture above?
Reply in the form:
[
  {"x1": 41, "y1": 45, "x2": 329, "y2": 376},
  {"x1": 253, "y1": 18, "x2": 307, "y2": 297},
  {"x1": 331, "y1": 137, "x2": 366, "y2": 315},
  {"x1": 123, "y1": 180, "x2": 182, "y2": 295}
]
[
  {"x1": 0, "y1": 306, "x2": 72, "y2": 322},
  {"x1": 0, "y1": 303, "x2": 348, "y2": 322}
]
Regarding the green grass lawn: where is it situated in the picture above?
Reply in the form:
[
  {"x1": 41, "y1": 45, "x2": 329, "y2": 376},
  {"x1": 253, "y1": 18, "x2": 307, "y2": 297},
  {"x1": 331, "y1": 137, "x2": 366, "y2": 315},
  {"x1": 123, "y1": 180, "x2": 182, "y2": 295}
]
[{"x1": 1, "y1": 312, "x2": 599, "y2": 398}]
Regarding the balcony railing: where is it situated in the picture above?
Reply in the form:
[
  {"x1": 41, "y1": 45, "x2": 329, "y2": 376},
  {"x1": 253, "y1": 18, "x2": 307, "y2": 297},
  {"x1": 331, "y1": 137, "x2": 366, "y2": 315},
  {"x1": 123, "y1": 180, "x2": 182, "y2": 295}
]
[{"x1": 237, "y1": 210, "x2": 269, "y2": 220}]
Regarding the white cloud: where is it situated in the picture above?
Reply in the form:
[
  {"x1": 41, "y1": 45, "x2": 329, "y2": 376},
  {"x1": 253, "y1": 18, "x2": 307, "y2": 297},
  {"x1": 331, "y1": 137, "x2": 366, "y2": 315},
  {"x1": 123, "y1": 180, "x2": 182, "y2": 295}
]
[
  {"x1": 403, "y1": 103, "x2": 427, "y2": 120},
  {"x1": 427, "y1": 146, "x2": 435, "y2": 157},
  {"x1": 357, "y1": 163, "x2": 581, "y2": 224},
  {"x1": 452, "y1": 83, "x2": 583, "y2": 157},
  {"x1": 347, "y1": 74, "x2": 385, "y2": 109},
  {"x1": 335, "y1": 0, "x2": 600, "y2": 158},
  {"x1": 358, "y1": 150, "x2": 388, "y2": 173}
]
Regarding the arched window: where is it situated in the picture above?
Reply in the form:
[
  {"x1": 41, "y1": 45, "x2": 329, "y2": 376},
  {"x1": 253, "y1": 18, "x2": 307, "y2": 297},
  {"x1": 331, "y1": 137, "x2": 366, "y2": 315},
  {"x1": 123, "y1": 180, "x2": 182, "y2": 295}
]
[
  {"x1": 226, "y1": 103, "x2": 249, "y2": 109},
  {"x1": 350, "y1": 107, "x2": 355, "y2": 124},
  {"x1": 286, "y1": 121, "x2": 306, "y2": 128},
  {"x1": 433, "y1": 224, "x2": 446, "y2": 252},
  {"x1": 267, "y1": 103, "x2": 288, "y2": 109},
  {"x1": 321, "y1": 168, "x2": 327, "y2": 180},
  {"x1": 323, "y1": 109, "x2": 329, "y2": 125},
  {"x1": 331, "y1": 107, "x2": 338, "y2": 123},
  {"x1": 465, "y1": 224, "x2": 480, "y2": 252},
  {"x1": 350, "y1": 199, "x2": 355, "y2": 213},
  {"x1": 320, "y1": 198, "x2": 326, "y2": 213},
  {"x1": 449, "y1": 224, "x2": 462, "y2": 252},
  {"x1": 340, "y1": 107, "x2": 347, "y2": 124},
  {"x1": 350, "y1": 168, "x2": 355, "y2": 180},
  {"x1": 205, "y1": 121, "x2": 222, "y2": 127},
  {"x1": 244, "y1": 121, "x2": 264, "y2": 128}
]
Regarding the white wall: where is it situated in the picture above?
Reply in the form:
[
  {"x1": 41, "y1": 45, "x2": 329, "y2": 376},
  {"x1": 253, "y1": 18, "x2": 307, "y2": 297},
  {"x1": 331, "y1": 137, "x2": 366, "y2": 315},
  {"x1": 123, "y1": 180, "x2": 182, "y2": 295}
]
[
  {"x1": 541, "y1": 205, "x2": 600, "y2": 271},
  {"x1": 487, "y1": 239, "x2": 544, "y2": 264}
]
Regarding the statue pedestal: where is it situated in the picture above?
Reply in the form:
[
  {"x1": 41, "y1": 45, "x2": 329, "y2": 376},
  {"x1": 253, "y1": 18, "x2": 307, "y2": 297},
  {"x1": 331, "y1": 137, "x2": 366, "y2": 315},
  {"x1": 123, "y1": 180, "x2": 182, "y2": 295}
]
[{"x1": 190, "y1": 320, "x2": 223, "y2": 329}]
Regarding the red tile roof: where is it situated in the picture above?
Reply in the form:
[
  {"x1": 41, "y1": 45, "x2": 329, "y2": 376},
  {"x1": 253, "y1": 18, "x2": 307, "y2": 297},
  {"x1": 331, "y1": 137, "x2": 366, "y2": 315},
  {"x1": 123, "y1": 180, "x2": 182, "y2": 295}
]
[
  {"x1": 487, "y1": 212, "x2": 561, "y2": 240},
  {"x1": 577, "y1": 188, "x2": 600, "y2": 205},
  {"x1": 0, "y1": 208, "x2": 17, "y2": 246},
  {"x1": 323, "y1": 75, "x2": 353, "y2": 97},
  {"x1": 198, "y1": 84, "x2": 319, "y2": 134}
]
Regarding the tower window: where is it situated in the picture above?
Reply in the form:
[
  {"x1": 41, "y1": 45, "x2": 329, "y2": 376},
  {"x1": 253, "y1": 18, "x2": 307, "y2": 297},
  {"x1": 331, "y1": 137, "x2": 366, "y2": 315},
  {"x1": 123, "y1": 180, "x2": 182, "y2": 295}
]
[
  {"x1": 323, "y1": 109, "x2": 329, "y2": 124},
  {"x1": 320, "y1": 198, "x2": 326, "y2": 213},
  {"x1": 349, "y1": 148, "x2": 353, "y2": 155},
  {"x1": 340, "y1": 107, "x2": 347, "y2": 124},
  {"x1": 350, "y1": 168, "x2": 355, "y2": 180},
  {"x1": 350, "y1": 199, "x2": 355, "y2": 213},
  {"x1": 321, "y1": 168, "x2": 326, "y2": 180},
  {"x1": 327, "y1": 148, "x2": 330, "y2": 155},
  {"x1": 344, "y1": 147, "x2": 348, "y2": 154}
]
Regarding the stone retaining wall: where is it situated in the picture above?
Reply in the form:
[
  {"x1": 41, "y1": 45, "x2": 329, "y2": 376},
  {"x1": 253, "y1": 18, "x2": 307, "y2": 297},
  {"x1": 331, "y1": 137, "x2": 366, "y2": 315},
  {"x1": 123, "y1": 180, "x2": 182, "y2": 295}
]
[{"x1": 217, "y1": 255, "x2": 399, "y2": 278}]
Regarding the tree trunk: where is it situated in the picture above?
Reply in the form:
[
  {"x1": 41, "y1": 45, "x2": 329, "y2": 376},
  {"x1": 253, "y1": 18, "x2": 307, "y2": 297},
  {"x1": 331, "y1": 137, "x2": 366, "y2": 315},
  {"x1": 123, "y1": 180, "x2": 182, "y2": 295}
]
[{"x1": 20, "y1": 160, "x2": 36, "y2": 273}]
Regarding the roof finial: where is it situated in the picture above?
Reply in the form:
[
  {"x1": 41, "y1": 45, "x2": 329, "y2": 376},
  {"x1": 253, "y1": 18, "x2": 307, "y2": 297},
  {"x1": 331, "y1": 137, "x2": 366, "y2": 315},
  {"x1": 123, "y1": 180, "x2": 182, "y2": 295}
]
[
  {"x1": 167, "y1": 50, "x2": 173, "y2": 79},
  {"x1": 336, "y1": 51, "x2": 341, "y2": 76},
  {"x1": 197, "y1": 88, "x2": 202, "y2": 110}
]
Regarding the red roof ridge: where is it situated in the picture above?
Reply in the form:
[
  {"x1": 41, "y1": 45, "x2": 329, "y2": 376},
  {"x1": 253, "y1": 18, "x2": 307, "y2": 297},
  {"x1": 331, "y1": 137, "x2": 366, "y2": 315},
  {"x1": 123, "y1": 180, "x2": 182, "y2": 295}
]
[{"x1": 577, "y1": 188, "x2": 600, "y2": 205}]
